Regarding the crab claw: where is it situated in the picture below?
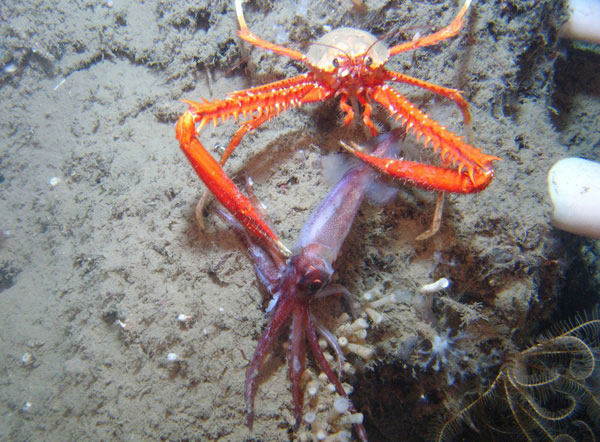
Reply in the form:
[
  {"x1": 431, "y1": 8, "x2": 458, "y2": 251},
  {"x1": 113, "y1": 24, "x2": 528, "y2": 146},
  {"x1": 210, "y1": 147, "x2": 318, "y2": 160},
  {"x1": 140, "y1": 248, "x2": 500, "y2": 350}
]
[{"x1": 176, "y1": 111, "x2": 291, "y2": 257}]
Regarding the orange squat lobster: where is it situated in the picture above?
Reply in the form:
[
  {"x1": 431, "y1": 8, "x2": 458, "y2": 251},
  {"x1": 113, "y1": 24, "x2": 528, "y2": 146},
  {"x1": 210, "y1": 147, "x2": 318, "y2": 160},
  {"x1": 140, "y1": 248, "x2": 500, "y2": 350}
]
[{"x1": 175, "y1": 0, "x2": 499, "y2": 256}]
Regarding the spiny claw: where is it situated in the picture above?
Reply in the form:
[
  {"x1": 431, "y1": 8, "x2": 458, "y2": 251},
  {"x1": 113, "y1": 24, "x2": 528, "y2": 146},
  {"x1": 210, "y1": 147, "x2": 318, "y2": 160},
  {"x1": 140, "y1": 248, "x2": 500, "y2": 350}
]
[
  {"x1": 176, "y1": 111, "x2": 291, "y2": 258},
  {"x1": 342, "y1": 137, "x2": 494, "y2": 194}
]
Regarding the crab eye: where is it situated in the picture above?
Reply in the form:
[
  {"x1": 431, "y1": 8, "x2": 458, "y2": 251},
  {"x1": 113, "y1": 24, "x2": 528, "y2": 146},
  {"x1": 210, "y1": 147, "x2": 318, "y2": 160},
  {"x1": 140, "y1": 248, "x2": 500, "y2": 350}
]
[
  {"x1": 364, "y1": 56, "x2": 373, "y2": 66},
  {"x1": 332, "y1": 58, "x2": 339, "y2": 68}
]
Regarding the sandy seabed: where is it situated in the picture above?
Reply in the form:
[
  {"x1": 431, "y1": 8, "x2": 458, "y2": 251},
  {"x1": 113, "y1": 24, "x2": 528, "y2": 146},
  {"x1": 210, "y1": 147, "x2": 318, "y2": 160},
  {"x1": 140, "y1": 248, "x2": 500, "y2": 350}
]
[{"x1": 1, "y1": 0, "x2": 599, "y2": 441}]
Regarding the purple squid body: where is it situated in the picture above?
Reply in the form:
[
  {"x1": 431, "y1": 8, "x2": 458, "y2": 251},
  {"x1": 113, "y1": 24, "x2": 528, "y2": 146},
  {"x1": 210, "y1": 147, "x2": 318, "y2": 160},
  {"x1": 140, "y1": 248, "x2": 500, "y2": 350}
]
[
  {"x1": 295, "y1": 129, "x2": 402, "y2": 263},
  {"x1": 221, "y1": 129, "x2": 402, "y2": 442}
]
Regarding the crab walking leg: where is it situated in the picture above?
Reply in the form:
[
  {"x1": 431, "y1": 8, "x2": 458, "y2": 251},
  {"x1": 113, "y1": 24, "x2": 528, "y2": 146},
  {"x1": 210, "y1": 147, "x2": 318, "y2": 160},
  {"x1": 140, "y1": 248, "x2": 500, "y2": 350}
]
[
  {"x1": 235, "y1": 0, "x2": 307, "y2": 62},
  {"x1": 176, "y1": 111, "x2": 291, "y2": 257},
  {"x1": 416, "y1": 192, "x2": 445, "y2": 241},
  {"x1": 389, "y1": 0, "x2": 473, "y2": 55},
  {"x1": 383, "y1": 70, "x2": 472, "y2": 127}
]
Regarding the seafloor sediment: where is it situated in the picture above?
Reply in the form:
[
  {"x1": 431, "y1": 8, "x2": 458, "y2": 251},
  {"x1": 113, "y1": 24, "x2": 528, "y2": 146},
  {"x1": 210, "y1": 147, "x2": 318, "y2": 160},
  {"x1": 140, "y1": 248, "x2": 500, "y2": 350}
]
[{"x1": 1, "y1": 1, "x2": 598, "y2": 441}]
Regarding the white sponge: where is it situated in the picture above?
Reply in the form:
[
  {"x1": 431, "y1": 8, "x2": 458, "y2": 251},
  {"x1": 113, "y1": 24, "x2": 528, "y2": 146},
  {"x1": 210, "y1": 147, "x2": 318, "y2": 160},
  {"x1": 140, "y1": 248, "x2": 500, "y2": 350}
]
[
  {"x1": 548, "y1": 157, "x2": 600, "y2": 239},
  {"x1": 560, "y1": 0, "x2": 600, "y2": 43}
]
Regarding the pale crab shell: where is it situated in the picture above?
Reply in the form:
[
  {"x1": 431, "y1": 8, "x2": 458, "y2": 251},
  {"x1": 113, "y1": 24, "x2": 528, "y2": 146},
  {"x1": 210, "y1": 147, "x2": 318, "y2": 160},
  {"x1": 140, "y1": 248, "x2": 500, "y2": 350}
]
[{"x1": 306, "y1": 27, "x2": 390, "y2": 72}]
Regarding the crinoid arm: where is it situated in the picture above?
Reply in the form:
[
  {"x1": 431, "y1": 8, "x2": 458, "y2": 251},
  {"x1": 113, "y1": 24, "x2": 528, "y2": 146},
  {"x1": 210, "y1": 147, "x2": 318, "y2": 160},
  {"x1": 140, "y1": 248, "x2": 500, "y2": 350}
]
[
  {"x1": 550, "y1": 304, "x2": 600, "y2": 355},
  {"x1": 435, "y1": 373, "x2": 500, "y2": 442},
  {"x1": 436, "y1": 305, "x2": 600, "y2": 442}
]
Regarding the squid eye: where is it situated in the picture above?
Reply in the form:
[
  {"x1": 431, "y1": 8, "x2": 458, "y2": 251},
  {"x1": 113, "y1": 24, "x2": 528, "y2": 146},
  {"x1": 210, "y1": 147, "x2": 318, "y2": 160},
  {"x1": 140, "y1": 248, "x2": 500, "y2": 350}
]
[
  {"x1": 332, "y1": 58, "x2": 339, "y2": 68},
  {"x1": 364, "y1": 56, "x2": 373, "y2": 66},
  {"x1": 308, "y1": 279, "x2": 324, "y2": 293},
  {"x1": 299, "y1": 266, "x2": 329, "y2": 294}
]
